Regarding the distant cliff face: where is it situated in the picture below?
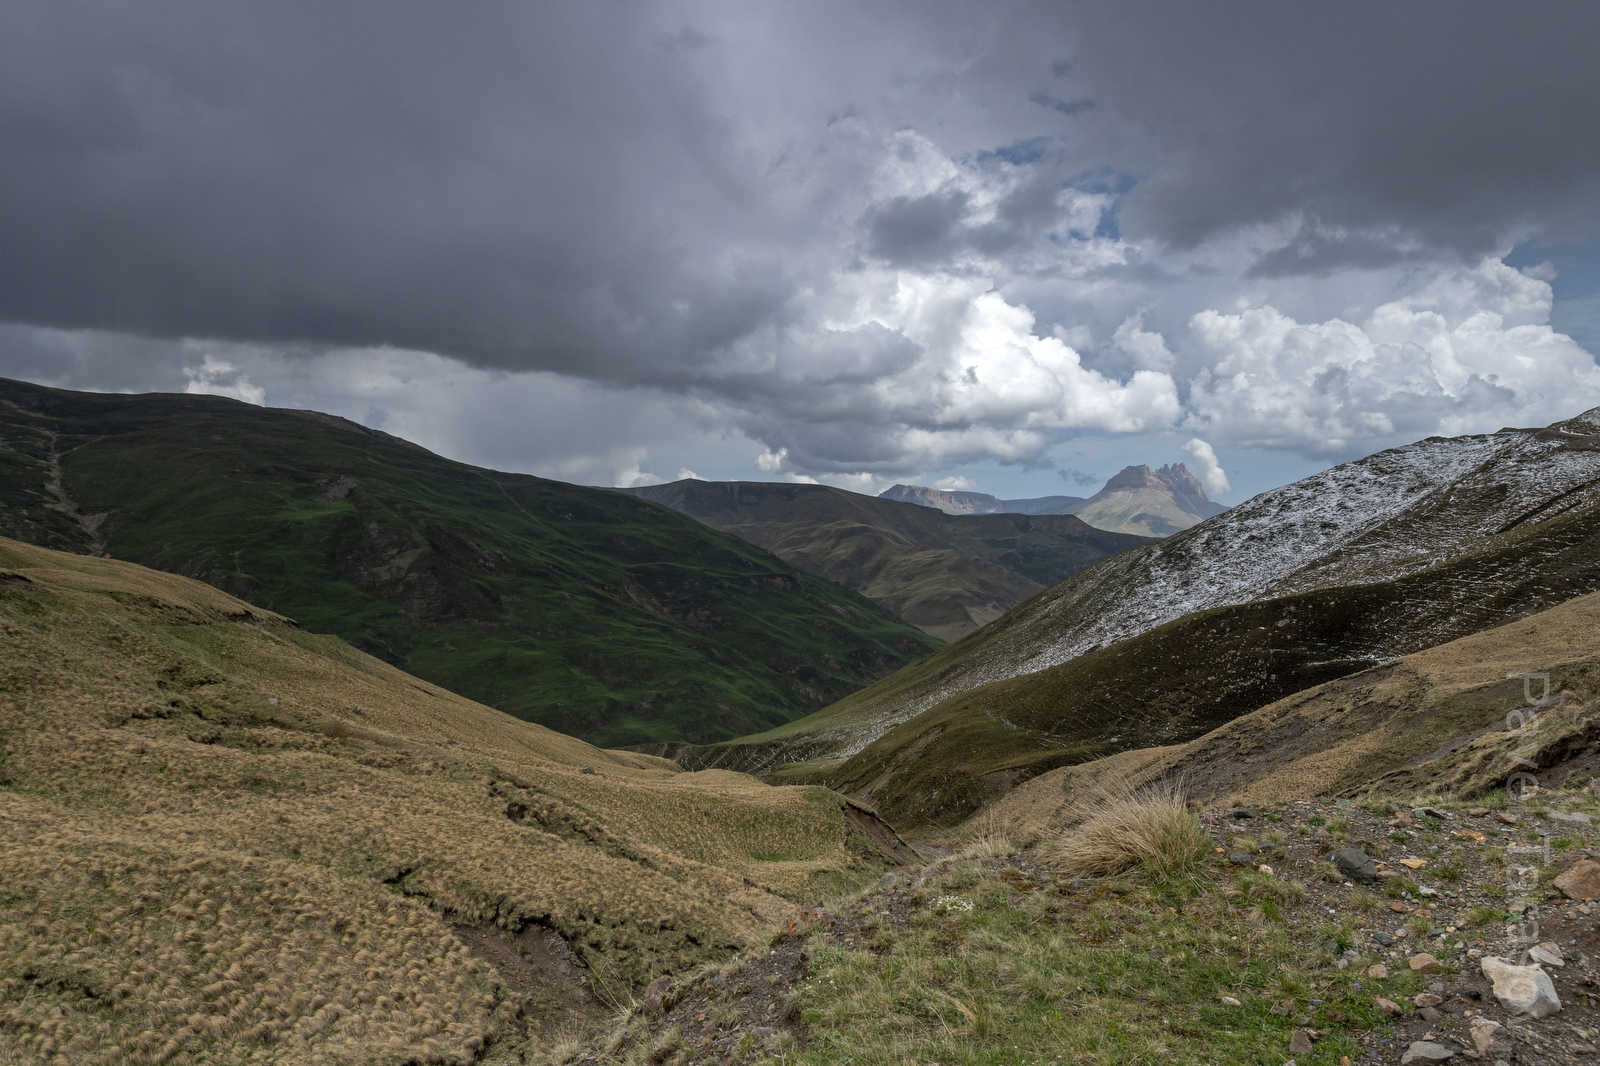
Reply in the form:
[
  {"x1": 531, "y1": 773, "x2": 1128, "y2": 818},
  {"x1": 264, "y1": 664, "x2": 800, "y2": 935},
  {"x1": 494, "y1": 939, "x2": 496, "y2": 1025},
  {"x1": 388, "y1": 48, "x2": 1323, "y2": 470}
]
[
  {"x1": 876, "y1": 484, "x2": 1007, "y2": 514},
  {"x1": 878, "y1": 463, "x2": 1224, "y2": 536}
]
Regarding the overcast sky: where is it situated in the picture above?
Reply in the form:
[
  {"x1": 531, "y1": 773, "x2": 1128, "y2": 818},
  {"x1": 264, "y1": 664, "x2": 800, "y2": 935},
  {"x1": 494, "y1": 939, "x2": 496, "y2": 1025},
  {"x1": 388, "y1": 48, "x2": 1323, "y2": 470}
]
[{"x1": 3, "y1": 1, "x2": 1599, "y2": 502}]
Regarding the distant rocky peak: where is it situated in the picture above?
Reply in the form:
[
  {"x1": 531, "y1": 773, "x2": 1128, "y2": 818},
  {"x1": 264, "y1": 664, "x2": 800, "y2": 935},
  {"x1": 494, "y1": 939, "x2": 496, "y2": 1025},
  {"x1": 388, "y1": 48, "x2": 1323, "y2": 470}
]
[
  {"x1": 1154, "y1": 462, "x2": 1207, "y2": 499},
  {"x1": 1098, "y1": 462, "x2": 1208, "y2": 500}
]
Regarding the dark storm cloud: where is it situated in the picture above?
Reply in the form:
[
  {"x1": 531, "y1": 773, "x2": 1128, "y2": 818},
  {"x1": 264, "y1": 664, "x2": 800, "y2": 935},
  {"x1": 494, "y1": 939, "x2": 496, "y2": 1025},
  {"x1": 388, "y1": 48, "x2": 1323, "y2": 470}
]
[
  {"x1": 1, "y1": 0, "x2": 1597, "y2": 393},
  {"x1": 865, "y1": 191, "x2": 972, "y2": 265},
  {"x1": 1047, "y1": 2, "x2": 1600, "y2": 264},
  {"x1": 0, "y1": 1, "x2": 802, "y2": 378}
]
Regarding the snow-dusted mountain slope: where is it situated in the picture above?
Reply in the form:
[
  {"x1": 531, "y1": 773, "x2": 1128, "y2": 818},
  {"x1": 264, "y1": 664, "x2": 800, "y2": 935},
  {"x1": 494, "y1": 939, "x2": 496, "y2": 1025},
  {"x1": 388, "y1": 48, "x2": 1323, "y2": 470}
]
[{"x1": 740, "y1": 408, "x2": 1600, "y2": 764}]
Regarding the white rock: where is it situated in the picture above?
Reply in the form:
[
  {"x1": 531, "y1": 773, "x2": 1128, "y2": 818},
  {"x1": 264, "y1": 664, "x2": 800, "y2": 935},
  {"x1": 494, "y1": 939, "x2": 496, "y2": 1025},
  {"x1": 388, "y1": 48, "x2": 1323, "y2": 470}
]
[
  {"x1": 1480, "y1": 956, "x2": 1562, "y2": 1018},
  {"x1": 1400, "y1": 1041, "x2": 1456, "y2": 1063},
  {"x1": 1528, "y1": 942, "x2": 1566, "y2": 967},
  {"x1": 1469, "y1": 1016, "x2": 1501, "y2": 1054}
]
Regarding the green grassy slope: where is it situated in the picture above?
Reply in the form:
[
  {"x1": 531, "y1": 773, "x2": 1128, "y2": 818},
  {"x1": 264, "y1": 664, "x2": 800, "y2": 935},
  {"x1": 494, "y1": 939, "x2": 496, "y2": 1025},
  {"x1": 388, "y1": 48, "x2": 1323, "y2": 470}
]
[
  {"x1": 0, "y1": 378, "x2": 939, "y2": 746},
  {"x1": 617, "y1": 479, "x2": 1152, "y2": 640}
]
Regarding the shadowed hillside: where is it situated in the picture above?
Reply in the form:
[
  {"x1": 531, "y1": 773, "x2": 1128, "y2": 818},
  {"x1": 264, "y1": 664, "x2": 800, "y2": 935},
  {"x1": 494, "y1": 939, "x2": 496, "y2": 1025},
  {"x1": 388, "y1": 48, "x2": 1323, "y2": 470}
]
[
  {"x1": 0, "y1": 378, "x2": 940, "y2": 747},
  {"x1": 989, "y1": 588, "x2": 1600, "y2": 831},
  {"x1": 0, "y1": 537, "x2": 906, "y2": 1064},
  {"x1": 616, "y1": 479, "x2": 1151, "y2": 641}
]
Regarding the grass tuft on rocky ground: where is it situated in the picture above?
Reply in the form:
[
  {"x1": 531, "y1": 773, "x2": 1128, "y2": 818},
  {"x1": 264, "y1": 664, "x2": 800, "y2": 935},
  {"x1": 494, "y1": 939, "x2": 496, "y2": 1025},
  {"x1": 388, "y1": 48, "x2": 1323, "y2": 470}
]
[{"x1": 558, "y1": 785, "x2": 1600, "y2": 1065}]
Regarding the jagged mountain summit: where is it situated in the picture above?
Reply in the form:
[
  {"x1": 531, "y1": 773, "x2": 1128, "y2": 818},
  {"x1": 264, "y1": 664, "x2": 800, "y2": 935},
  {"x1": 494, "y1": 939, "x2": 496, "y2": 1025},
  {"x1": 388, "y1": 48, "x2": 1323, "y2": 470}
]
[
  {"x1": 1064, "y1": 462, "x2": 1230, "y2": 537},
  {"x1": 691, "y1": 407, "x2": 1600, "y2": 830},
  {"x1": 615, "y1": 479, "x2": 1151, "y2": 641},
  {"x1": 876, "y1": 484, "x2": 1084, "y2": 516},
  {"x1": 880, "y1": 462, "x2": 1227, "y2": 536}
]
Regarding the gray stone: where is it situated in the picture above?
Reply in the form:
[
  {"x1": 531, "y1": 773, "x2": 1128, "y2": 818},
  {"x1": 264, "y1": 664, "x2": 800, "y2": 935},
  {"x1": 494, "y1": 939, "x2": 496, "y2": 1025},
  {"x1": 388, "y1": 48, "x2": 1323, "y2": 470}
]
[
  {"x1": 1289, "y1": 1029, "x2": 1313, "y2": 1054},
  {"x1": 1372, "y1": 932, "x2": 1394, "y2": 946},
  {"x1": 1400, "y1": 1042, "x2": 1456, "y2": 1063},
  {"x1": 1480, "y1": 956, "x2": 1561, "y2": 1018},
  {"x1": 1551, "y1": 811, "x2": 1592, "y2": 824},
  {"x1": 1413, "y1": 806, "x2": 1452, "y2": 820},
  {"x1": 1469, "y1": 1017, "x2": 1501, "y2": 1054},
  {"x1": 643, "y1": 975, "x2": 675, "y2": 1016},
  {"x1": 1528, "y1": 942, "x2": 1565, "y2": 966},
  {"x1": 1329, "y1": 848, "x2": 1379, "y2": 884}
]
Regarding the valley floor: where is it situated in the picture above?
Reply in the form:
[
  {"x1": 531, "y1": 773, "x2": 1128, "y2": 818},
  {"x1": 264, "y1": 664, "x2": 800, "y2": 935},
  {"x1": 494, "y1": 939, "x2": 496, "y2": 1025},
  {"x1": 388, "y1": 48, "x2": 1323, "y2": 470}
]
[{"x1": 561, "y1": 789, "x2": 1600, "y2": 1066}]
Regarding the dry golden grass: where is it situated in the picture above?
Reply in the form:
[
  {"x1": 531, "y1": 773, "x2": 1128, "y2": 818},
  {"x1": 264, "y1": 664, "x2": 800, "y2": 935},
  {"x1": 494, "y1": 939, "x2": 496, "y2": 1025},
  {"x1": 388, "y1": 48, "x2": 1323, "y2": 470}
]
[
  {"x1": 0, "y1": 538, "x2": 891, "y2": 1064},
  {"x1": 1046, "y1": 780, "x2": 1210, "y2": 881}
]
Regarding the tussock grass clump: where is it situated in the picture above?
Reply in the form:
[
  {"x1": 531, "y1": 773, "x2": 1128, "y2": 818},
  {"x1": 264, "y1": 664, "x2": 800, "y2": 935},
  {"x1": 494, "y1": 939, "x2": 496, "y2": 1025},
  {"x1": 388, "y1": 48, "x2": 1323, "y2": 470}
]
[{"x1": 1049, "y1": 782, "x2": 1210, "y2": 881}]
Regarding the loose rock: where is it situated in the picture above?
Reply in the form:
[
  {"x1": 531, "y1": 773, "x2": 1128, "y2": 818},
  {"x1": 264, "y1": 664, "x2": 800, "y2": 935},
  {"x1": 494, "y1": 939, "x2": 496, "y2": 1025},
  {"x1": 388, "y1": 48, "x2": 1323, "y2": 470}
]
[
  {"x1": 1554, "y1": 859, "x2": 1600, "y2": 901},
  {"x1": 1480, "y1": 956, "x2": 1561, "y2": 1018},
  {"x1": 1375, "y1": 997, "x2": 1405, "y2": 1016},
  {"x1": 1400, "y1": 1041, "x2": 1455, "y2": 1063},
  {"x1": 1290, "y1": 1029, "x2": 1313, "y2": 1054},
  {"x1": 1468, "y1": 1017, "x2": 1501, "y2": 1054},
  {"x1": 1528, "y1": 942, "x2": 1565, "y2": 967},
  {"x1": 1409, "y1": 953, "x2": 1443, "y2": 973},
  {"x1": 1329, "y1": 848, "x2": 1379, "y2": 884}
]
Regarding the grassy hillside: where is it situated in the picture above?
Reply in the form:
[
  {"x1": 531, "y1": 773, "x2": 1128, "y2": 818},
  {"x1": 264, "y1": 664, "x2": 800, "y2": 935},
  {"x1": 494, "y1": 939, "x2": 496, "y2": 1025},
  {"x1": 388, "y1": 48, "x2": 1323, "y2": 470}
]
[
  {"x1": 0, "y1": 537, "x2": 906, "y2": 1065},
  {"x1": 989, "y1": 587, "x2": 1600, "y2": 822},
  {"x1": 0, "y1": 378, "x2": 940, "y2": 747},
  {"x1": 617, "y1": 479, "x2": 1151, "y2": 641}
]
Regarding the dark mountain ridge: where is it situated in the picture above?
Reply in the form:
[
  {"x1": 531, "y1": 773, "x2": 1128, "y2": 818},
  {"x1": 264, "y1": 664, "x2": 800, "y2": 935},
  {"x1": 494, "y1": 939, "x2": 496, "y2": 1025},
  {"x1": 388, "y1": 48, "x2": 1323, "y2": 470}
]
[{"x1": 0, "y1": 377, "x2": 940, "y2": 746}]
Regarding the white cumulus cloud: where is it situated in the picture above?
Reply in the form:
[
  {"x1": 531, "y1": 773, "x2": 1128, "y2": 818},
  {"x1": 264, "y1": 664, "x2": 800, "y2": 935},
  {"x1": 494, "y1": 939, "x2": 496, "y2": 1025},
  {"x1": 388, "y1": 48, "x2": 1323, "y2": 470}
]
[
  {"x1": 1181, "y1": 438, "x2": 1231, "y2": 496},
  {"x1": 1183, "y1": 259, "x2": 1600, "y2": 459}
]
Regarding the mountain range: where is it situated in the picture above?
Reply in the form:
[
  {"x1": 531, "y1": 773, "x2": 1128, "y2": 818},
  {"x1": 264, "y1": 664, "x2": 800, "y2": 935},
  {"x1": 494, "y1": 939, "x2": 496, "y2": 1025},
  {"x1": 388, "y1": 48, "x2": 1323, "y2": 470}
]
[
  {"x1": 880, "y1": 461, "x2": 1229, "y2": 537},
  {"x1": 680, "y1": 408, "x2": 1600, "y2": 831},
  {"x1": 0, "y1": 377, "x2": 939, "y2": 747},
  {"x1": 874, "y1": 484, "x2": 1084, "y2": 515},
  {"x1": 615, "y1": 479, "x2": 1152, "y2": 641}
]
